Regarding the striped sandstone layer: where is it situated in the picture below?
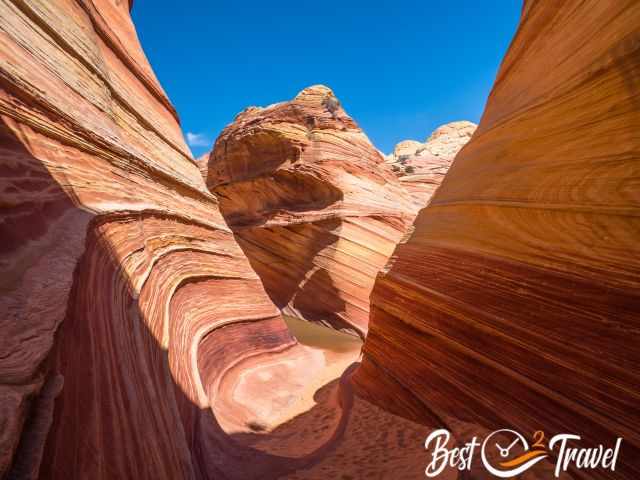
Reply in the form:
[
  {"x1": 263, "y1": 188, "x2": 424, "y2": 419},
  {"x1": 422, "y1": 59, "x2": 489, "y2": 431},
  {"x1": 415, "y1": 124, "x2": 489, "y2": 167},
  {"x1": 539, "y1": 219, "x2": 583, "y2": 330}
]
[
  {"x1": 0, "y1": 3, "x2": 432, "y2": 479},
  {"x1": 0, "y1": 1, "x2": 312, "y2": 478},
  {"x1": 201, "y1": 86, "x2": 417, "y2": 338},
  {"x1": 354, "y1": 1, "x2": 640, "y2": 479}
]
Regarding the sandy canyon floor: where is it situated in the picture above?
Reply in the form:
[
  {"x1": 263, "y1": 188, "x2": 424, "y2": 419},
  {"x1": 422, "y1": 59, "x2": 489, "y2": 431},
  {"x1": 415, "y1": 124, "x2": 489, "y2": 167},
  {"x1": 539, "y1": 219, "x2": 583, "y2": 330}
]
[{"x1": 213, "y1": 316, "x2": 442, "y2": 479}]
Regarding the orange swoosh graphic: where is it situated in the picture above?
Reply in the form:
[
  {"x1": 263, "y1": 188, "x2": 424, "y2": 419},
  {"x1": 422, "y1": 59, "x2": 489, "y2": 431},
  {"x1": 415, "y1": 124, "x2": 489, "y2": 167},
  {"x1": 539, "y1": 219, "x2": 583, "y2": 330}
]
[{"x1": 499, "y1": 450, "x2": 547, "y2": 468}]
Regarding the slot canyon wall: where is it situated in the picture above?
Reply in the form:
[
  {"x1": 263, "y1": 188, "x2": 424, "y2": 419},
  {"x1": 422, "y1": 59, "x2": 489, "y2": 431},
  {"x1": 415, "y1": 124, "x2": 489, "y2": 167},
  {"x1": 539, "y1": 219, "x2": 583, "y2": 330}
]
[
  {"x1": 0, "y1": 1, "x2": 307, "y2": 478},
  {"x1": 353, "y1": 0, "x2": 640, "y2": 479},
  {"x1": 1, "y1": 0, "x2": 638, "y2": 479},
  {"x1": 199, "y1": 87, "x2": 417, "y2": 338}
]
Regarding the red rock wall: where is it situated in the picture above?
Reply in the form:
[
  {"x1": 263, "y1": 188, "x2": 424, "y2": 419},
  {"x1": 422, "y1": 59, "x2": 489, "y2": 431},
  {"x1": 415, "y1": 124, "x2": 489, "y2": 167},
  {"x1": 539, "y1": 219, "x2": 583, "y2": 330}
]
[
  {"x1": 354, "y1": 1, "x2": 640, "y2": 478},
  {"x1": 0, "y1": 1, "x2": 294, "y2": 478},
  {"x1": 203, "y1": 86, "x2": 417, "y2": 338}
]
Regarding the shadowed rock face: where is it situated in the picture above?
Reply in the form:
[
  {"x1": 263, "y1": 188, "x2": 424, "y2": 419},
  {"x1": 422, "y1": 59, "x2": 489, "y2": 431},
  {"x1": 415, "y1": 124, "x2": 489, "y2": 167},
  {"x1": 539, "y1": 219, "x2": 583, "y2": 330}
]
[
  {"x1": 3, "y1": 1, "x2": 638, "y2": 479},
  {"x1": 0, "y1": 3, "x2": 440, "y2": 480},
  {"x1": 386, "y1": 121, "x2": 477, "y2": 205},
  {"x1": 202, "y1": 86, "x2": 417, "y2": 338},
  {"x1": 0, "y1": 1, "x2": 303, "y2": 478},
  {"x1": 354, "y1": 1, "x2": 640, "y2": 479}
]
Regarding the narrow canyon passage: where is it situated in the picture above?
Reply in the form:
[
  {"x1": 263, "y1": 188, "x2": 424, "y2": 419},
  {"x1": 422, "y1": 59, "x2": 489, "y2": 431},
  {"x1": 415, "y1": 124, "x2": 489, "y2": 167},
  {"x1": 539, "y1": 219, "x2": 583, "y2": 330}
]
[
  {"x1": 209, "y1": 315, "x2": 452, "y2": 480},
  {"x1": 1, "y1": 0, "x2": 638, "y2": 479},
  {"x1": 213, "y1": 315, "x2": 362, "y2": 440}
]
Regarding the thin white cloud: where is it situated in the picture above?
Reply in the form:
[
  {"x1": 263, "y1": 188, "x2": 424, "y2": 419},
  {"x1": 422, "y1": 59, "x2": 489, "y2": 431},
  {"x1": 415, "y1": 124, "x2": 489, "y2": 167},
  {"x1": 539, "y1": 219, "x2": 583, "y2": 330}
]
[{"x1": 186, "y1": 131, "x2": 210, "y2": 147}]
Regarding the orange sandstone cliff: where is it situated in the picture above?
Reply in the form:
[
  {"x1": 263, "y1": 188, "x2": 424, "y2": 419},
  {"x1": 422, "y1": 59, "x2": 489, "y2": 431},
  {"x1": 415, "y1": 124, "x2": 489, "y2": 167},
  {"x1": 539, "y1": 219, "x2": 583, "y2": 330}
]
[
  {"x1": 354, "y1": 1, "x2": 640, "y2": 479},
  {"x1": 200, "y1": 86, "x2": 417, "y2": 338},
  {"x1": 1, "y1": 0, "x2": 638, "y2": 479},
  {"x1": 0, "y1": 3, "x2": 435, "y2": 480},
  {"x1": 0, "y1": 1, "x2": 303, "y2": 478}
]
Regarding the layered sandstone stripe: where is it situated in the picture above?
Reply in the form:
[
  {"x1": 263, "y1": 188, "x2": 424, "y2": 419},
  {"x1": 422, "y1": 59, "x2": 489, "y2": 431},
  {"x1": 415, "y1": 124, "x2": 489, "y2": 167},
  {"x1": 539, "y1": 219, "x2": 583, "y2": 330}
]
[
  {"x1": 0, "y1": 1, "x2": 303, "y2": 478},
  {"x1": 202, "y1": 85, "x2": 417, "y2": 338},
  {"x1": 354, "y1": 1, "x2": 640, "y2": 479}
]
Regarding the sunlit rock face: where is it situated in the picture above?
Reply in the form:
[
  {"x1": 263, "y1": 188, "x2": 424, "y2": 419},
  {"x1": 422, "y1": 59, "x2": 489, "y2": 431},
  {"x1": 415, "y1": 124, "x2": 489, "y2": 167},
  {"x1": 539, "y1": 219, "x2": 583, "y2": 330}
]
[
  {"x1": 354, "y1": 1, "x2": 640, "y2": 478},
  {"x1": 0, "y1": 1, "x2": 299, "y2": 478},
  {"x1": 386, "y1": 121, "x2": 476, "y2": 205},
  {"x1": 202, "y1": 86, "x2": 417, "y2": 338}
]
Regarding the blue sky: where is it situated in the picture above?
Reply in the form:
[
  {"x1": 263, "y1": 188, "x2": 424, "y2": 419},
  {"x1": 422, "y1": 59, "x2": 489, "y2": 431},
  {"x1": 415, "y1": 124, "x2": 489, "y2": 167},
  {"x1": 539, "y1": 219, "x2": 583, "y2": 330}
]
[{"x1": 132, "y1": 1, "x2": 521, "y2": 157}]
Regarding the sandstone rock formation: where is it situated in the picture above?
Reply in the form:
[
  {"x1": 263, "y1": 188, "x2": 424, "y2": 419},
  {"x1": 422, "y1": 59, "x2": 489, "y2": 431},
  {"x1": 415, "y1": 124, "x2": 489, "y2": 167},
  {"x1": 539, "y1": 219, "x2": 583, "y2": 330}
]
[
  {"x1": 386, "y1": 121, "x2": 476, "y2": 204},
  {"x1": 0, "y1": 1, "x2": 306, "y2": 478},
  {"x1": 0, "y1": 3, "x2": 442, "y2": 480},
  {"x1": 354, "y1": 1, "x2": 640, "y2": 479},
  {"x1": 392, "y1": 139, "x2": 423, "y2": 159},
  {"x1": 201, "y1": 86, "x2": 417, "y2": 338},
  {"x1": 387, "y1": 121, "x2": 476, "y2": 173},
  {"x1": 3, "y1": 0, "x2": 638, "y2": 479},
  {"x1": 422, "y1": 120, "x2": 476, "y2": 157}
]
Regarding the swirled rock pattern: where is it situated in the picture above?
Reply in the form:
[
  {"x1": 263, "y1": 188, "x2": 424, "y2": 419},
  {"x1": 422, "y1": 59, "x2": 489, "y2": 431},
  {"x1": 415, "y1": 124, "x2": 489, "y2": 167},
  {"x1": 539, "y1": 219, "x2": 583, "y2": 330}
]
[
  {"x1": 387, "y1": 121, "x2": 476, "y2": 205},
  {"x1": 354, "y1": 1, "x2": 640, "y2": 479},
  {"x1": 202, "y1": 86, "x2": 417, "y2": 338},
  {"x1": 0, "y1": 1, "x2": 304, "y2": 478}
]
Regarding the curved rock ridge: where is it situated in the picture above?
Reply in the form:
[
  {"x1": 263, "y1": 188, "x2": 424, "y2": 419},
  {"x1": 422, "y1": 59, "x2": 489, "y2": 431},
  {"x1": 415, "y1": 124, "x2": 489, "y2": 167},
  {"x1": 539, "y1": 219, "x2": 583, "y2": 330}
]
[
  {"x1": 202, "y1": 85, "x2": 417, "y2": 338},
  {"x1": 1, "y1": 3, "x2": 441, "y2": 479},
  {"x1": 354, "y1": 1, "x2": 640, "y2": 479},
  {"x1": 386, "y1": 121, "x2": 476, "y2": 205},
  {"x1": 0, "y1": 1, "x2": 311, "y2": 478}
]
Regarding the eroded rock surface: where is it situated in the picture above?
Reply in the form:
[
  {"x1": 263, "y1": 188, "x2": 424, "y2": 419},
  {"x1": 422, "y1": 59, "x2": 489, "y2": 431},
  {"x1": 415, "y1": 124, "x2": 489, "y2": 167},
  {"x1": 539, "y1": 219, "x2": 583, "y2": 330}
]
[
  {"x1": 0, "y1": 3, "x2": 433, "y2": 480},
  {"x1": 3, "y1": 0, "x2": 637, "y2": 479},
  {"x1": 354, "y1": 1, "x2": 640, "y2": 479},
  {"x1": 0, "y1": 1, "x2": 302, "y2": 478},
  {"x1": 202, "y1": 86, "x2": 417, "y2": 338},
  {"x1": 386, "y1": 121, "x2": 476, "y2": 205}
]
